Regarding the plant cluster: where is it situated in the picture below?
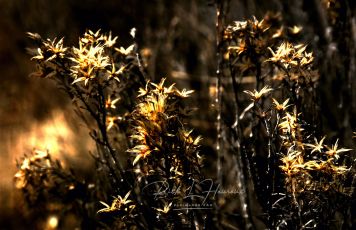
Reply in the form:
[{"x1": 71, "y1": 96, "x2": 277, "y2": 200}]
[
  {"x1": 16, "y1": 30, "x2": 214, "y2": 229},
  {"x1": 97, "y1": 79, "x2": 211, "y2": 229},
  {"x1": 218, "y1": 12, "x2": 355, "y2": 229},
  {"x1": 14, "y1": 5, "x2": 355, "y2": 230},
  {"x1": 15, "y1": 149, "x2": 89, "y2": 207}
]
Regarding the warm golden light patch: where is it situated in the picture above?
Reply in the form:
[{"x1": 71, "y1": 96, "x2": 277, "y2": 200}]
[
  {"x1": 47, "y1": 215, "x2": 58, "y2": 229},
  {"x1": 16, "y1": 110, "x2": 75, "y2": 159}
]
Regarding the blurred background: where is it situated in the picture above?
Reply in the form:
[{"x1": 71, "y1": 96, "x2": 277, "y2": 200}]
[{"x1": 0, "y1": 0, "x2": 355, "y2": 229}]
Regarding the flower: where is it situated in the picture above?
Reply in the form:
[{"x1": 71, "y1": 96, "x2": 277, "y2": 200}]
[
  {"x1": 105, "y1": 96, "x2": 120, "y2": 109},
  {"x1": 44, "y1": 37, "x2": 67, "y2": 61},
  {"x1": 97, "y1": 191, "x2": 134, "y2": 213},
  {"x1": 106, "y1": 116, "x2": 120, "y2": 130},
  {"x1": 107, "y1": 63, "x2": 125, "y2": 82},
  {"x1": 268, "y1": 42, "x2": 295, "y2": 66},
  {"x1": 325, "y1": 139, "x2": 352, "y2": 159},
  {"x1": 305, "y1": 136, "x2": 326, "y2": 153},
  {"x1": 267, "y1": 42, "x2": 313, "y2": 68},
  {"x1": 80, "y1": 29, "x2": 101, "y2": 44},
  {"x1": 179, "y1": 129, "x2": 202, "y2": 146},
  {"x1": 137, "y1": 81, "x2": 150, "y2": 97},
  {"x1": 278, "y1": 112, "x2": 300, "y2": 138},
  {"x1": 280, "y1": 150, "x2": 304, "y2": 176},
  {"x1": 70, "y1": 43, "x2": 109, "y2": 85},
  {"x1": 174, "y1": 88, "x2": 194, "y2": 98},
  {"x1": 289, "y1": 25, "x2": 302, "y2": 34},
  {"x1": 228, "y1": 40, "x2": 247, "y2": 55},
  {"x1": 272, "y1": 98, "x2": 290, "y2": 111},
  {"x1": 302, "y1": 160, "x2": 322, "y2": 170},
  {"x1": 244, "y1": 86, "x2": 273, "y2": 101},
  {"x1": 115, "y1": 44, "x2": 135, "y2": 56},
  {"x1": 155, "y1": 202, "x2": 172, "y2": 214},
  {"x1": 131, "y1": 145, "x2": 156, "y2": 165},
  {"x1": 104, "y1": 32, "x2": 118, "y2": 47},
  {"x1": 151, "y1": 78, "x2": 167, "y2": 93}
]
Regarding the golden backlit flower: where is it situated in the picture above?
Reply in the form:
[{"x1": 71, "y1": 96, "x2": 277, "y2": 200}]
[
  {"x1": 137, "y1": 95, "x2": 166, "y2": 122},
  {"x1": 106, "y1": 116, "x2": 119, "y2": 130},
  {"x1": 280, "y1": 151, "x2": 304, "y2": 176},
  {"x1": 70, "y1": 43, "x2": 109, "y2": 85},
  {"x1": 107, "y1": 63, "x2": 125, "y2": 82},
  {"x1": 250, "y1": 16, "x2": 269, "y2": 33},
  {"x1": 104, "y1": 32, "x2": 118, "y2": 47},
  {"x1": 302, "y1": 160, "x2": 321, "y2": 170},
  {"x1": 115, "y1": 44, "x2": 135, "y2": 56},
  {"x1": 267, "y1": 42, "x2": 313, "y2": 68},
  {"x1": 155, "y1": 202, "x2": 172, "y2": 214},
  {"x1": 131, "y1": 145, "x2": 155, "y2": 165},
  {"x1": 289, "y1": 25, "x2": 303, "y2": 34},
  {"x1": 228, "y1": 40, "x2": 247, "y2": 55},
  {"x1": 232, "y1": 21, "x2": 248, "y2": 31},
  {"x1": 137, "y1": 81, "x2": 150, "y2": 98},
  {"x1": 227, "y1": 21, "x2": 248, "y2": 36},
  {"x1": 225, "y1": 16, "x2": 269, "y2": 39},
  {"x1": 71, "y1": 67, "x2": 95, "y2": 86},
  {"x1": 325, "y1": 139, "x2": 352, "y2": 159},
  {"x1": 305, "y1": 136, "x2": 326, "y2": 153},
  {"x1": 14, "y1": 149, "x2": 51, "y2": 189},
  {"x1": 44, "y1": 37, "x2": 67, "y2": 61},
  {"x1": 151, "y1": 78, "x2": 167, "y2": 92},
  {"x1": 179, "y1": 129, "x2": 202, "y2": 146},
  {"x1": 300, "y1": 51, "x2": 314, "y2": 66},
  {"x1": 80, "y1": 29, "x2": 101, "y2": 44},
  {"x1": 163, "y1": 83, "x2": 176, "y2": 94},
  {"x1": 98, "y1": 191, "x2": 134, "y2": 213},
  {"x1": 174, "y1": 88, "x2": 194, "y2": 98},
  {"x1": 268, "y1": 42, "x2": 294, "y2": 66},
  {"x1": 130, "y1": 78, "x2": 198, "y2": 168},
  {"x1": 316, "y1": 159, "x2": 349, "y2": 175},
  {"x1": 244, "y1": 86, "x2": 273, "y2": 101},
  {"x1": 105, "y1": 96, "x2": 120, "y2": 109},
  {"x1": 278, "y1": 112, "x2": 300, "y2": 137},
  {"x1": 272, "y1": 98, "x2": 290, "y2": 111},
  {"x1": 329, "y1": 164, "x2": 349, "y2": 174}
]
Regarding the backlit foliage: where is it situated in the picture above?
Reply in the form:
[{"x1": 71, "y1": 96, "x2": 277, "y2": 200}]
[
  {"x1": 14, "y1": 3, "x2": 355, "y2": 229},
  {"x1": 220, "y1": 13, "x2": 355, "y2": 229},
  {"x1": 16, "y1": 29, "x2": 211, "y2": 229}
]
